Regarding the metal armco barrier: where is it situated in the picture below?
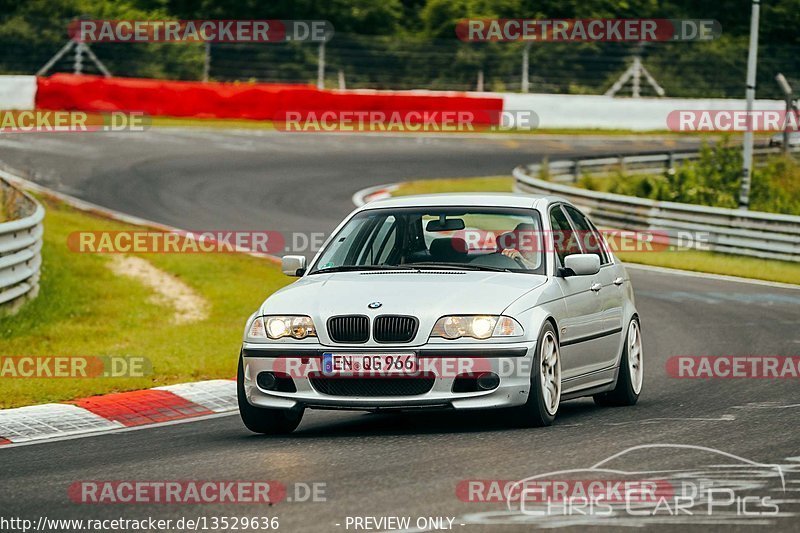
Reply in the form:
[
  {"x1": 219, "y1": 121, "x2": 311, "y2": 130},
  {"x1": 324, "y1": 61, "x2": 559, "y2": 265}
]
[
  {"x1": 513, "y1": 161, "x2": 800, "y2": 263},
  {"x1": 0, "y1": 179, "x2": 44, "y2": 309}
]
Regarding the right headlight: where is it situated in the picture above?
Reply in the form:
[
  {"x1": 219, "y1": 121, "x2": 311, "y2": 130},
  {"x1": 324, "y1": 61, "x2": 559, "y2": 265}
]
[
  {"x1": 430, "y1": 315, "x2": 524, "y2": 340},
  {"x1": 248, "y1": 315, "x2": 317, "y2": 340}
]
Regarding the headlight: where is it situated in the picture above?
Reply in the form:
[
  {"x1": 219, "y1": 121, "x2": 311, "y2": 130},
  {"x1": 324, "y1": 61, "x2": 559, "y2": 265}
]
[
  {"x1": 249, "y1": 316, "x2": 317, "y2": 340},
  {"x1": 431, "y1": 315, "x2": 523, "y2": 340}
]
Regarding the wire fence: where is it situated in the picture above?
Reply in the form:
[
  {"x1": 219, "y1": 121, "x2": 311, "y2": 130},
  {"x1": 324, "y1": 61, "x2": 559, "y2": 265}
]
[{"x1": 2, "y1": 33, "x2": 800, "y2": 98}]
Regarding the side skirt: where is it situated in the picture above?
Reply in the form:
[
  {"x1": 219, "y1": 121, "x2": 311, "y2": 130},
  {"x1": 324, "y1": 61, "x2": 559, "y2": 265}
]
[{"x1": 560, "y1": 366, "x2": 619, "y2": 400}]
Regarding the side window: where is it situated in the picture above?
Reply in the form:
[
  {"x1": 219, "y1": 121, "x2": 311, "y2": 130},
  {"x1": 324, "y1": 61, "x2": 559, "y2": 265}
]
[
  {"x1": 563, "y1": 205, "x2": 609, "y2": 264},
  {"x1": 549, "y1": 206, "x2": 581, "y2": 266},
  {"x1": 586, "y1": 218, "x2": 612, "y2": 264}
]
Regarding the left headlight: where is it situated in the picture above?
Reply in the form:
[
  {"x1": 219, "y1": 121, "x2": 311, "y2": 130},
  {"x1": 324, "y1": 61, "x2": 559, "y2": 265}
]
[
  {"x1": 249, "y1": 315, "x2": 317, "y2": 340},
  {"x1": 430, "y1": 315, "x2": 524, "y2": 340}
]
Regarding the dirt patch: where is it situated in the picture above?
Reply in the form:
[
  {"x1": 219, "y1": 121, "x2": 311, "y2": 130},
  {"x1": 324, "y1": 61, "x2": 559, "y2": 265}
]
[{"x1": 107, "y1": 255, "x2": 209, "y2": 324}]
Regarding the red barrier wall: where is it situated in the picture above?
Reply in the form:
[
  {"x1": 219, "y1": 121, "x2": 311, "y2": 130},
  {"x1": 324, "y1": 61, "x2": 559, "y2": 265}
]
[{"x1": 35, "y1": 74, "x2": 503, "y2": 124}]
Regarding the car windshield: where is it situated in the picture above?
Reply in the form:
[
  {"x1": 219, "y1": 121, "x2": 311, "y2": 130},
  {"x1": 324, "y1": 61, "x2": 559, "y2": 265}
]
[{"x1": 309, "y1": 206, "x2": 545, "y2": 275}]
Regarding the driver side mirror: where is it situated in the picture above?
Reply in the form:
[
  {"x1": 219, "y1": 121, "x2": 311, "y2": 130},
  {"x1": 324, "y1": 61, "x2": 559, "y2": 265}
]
[
  {"x1": 281, "y1": 255, "x2": 307, "y2": 277},
  {"x1": 560, "y1": 254, "x2": 600, "y2": 277}
]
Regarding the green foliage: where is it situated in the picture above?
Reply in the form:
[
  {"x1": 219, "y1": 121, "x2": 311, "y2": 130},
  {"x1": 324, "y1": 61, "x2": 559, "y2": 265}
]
[
  {"x1": 577, "y1": 172, "x2": 600, "y2": 191},
  {"x1": 751, "y1": 154, "x2": 800, "y2": 215},
  {"x1": 602, "y1": 140, "x2": 800, "y2": 215},
  {"x1": 3, "y1": 1, "x2": 800, "y2": 94},
  {"x1": 538, "y1": 157, "x2": 550, "y2": 181}
]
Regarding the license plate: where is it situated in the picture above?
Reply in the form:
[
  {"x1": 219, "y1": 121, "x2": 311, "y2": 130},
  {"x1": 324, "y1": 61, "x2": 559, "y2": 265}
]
[{"x1": 322, "y1": 352, "x2": 417, "y2": 376}]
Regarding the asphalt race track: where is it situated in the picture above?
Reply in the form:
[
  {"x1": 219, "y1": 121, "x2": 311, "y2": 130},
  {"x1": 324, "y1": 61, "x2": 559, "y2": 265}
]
[
  {"x1": 0, "y1": 130, "x2": 798, "y2": 532},
  {"x1": 0, "y1": 130, "x2": 702, "y2": 236}
]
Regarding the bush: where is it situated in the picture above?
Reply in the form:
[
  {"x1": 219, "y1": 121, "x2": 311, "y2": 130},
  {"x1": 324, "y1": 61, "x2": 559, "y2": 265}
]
[
  {"x1": 751, "y1": 155, "x2": 800, "y2": 215},
  {"x1": 598, "y1": 140, "x2": 800, "y2": 216}
]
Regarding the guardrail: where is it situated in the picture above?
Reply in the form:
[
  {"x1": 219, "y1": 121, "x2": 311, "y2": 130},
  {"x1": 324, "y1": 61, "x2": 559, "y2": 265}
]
[
  {"x1": 0, "y1": 179, "x2": 44, "y2": 309},
  {"x1": 513, "y1": 157, "x2": 800, "y2": 263}
]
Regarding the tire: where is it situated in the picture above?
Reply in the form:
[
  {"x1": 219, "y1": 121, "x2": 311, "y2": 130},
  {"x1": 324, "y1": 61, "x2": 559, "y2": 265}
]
[
  {"x1": 507, "y1": 322, "x2": 561, "y2": 427},
  {"x1": 594, "y1": 317, "x2": 643, "y2": 407},
  {"x1": 237, "y1": 354, "x2": 304, "y2": 434}
]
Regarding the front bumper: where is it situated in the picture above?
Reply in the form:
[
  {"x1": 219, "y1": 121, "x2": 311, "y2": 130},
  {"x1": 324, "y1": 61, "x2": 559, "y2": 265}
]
[{"x1": 241, "y1": 342, "x2": 536, "y2": 411}]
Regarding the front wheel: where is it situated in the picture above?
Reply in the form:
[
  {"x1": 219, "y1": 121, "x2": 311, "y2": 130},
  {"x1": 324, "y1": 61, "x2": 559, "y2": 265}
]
[
  {"x1": 507, "y1": 322, "x2": 561, "y2": 427},
  {"x1": 594, "y1": 317, "x2": 643, "y2": 407},
  {"x1": 237, "y1": 354, "x2": 304, "y2": 434}
]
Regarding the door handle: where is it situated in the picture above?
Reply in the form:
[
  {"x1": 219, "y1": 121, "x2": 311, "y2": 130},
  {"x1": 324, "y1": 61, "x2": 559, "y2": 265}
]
[
  {"x1": 613, "y1": 277, "x2": 624, "y2": 286},
  {"x1": 590, "y1": 282, "x2": 602, "y2": 292}
]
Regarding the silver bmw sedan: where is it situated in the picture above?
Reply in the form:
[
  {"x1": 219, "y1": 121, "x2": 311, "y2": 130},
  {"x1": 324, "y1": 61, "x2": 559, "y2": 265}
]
[{"x1": 238, "y1": 194, "x2": 643, "y2": 434}]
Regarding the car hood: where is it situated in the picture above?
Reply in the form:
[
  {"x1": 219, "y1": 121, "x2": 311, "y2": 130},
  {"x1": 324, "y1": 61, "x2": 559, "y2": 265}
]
[{"x1": 261, "y1": 271, "x2": 547, "y2": 317}]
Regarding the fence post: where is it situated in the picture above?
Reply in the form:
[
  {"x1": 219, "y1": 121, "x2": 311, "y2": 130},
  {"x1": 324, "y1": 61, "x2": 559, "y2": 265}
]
[
  {"x1": 202, "y1": 42, "x2": 211, "y2": 82},
  {"x1": 317, "y1": 42, "x2": 326, "y2": 89},
  {"x1": 521, "y1": 43, "x2": 530, "y2": 93},
  {"x1": 666, "y1": 152, "x2": 675, "y2": 174},
  {"x1": 73, "y1": 42, "x2": 84, "y2": 75}
]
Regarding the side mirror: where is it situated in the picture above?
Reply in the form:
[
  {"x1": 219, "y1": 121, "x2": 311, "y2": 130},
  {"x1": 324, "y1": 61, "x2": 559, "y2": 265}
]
[
  {"x1": 281, "y1": 255, "x2": 307, "y2": 277},
  {"x1": 561, "y1": 254, "x2": 600, "y2": 277}
]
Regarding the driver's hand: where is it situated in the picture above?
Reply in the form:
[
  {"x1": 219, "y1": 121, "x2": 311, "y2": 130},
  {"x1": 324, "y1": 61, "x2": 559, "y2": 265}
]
[{"x1": 501, "y1": 248, "x2": 522, "y2": 260}]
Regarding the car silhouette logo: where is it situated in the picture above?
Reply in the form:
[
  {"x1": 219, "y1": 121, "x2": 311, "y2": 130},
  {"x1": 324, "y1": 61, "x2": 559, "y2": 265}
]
[{"x1": 368, "y1": 302, "x2": 382, "y2": 309}]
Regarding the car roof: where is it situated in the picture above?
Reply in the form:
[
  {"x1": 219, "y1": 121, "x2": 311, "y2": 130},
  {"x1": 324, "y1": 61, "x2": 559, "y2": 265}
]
[{"x1": 358, "y1": 193, "x2": 566, "y2": 211}]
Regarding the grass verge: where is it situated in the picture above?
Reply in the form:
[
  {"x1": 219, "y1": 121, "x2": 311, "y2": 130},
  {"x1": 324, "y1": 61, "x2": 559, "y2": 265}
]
[
  {"x1": 390, "y1": 176, "x2": 800, "y2": 285},
  {"x1": 151, "y1": 116, "x2": 277, "y2": 130},
  {"x1": 0, "y1": 195, "x2": 290, "y2": 409}
]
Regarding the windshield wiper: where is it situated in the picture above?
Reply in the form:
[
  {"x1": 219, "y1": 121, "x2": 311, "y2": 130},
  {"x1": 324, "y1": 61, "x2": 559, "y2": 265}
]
[
  {"x1": 403, "y1": 262, "x2": 512, "y2": 273},
  {"x1": 310, "y1": 264, "x2": 420, "y2": 274}
]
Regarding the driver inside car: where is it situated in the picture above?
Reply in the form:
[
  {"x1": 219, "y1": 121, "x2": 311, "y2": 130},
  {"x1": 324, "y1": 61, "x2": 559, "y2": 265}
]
[{"x1": 498, "y1": 223, "x2": 541, "y2": 269}]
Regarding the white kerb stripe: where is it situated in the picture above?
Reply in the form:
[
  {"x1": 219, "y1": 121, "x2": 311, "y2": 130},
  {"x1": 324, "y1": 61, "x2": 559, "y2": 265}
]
[
  {"x1": 0, "y1": 404, "x2": 123, "y2": 443},
  {"x1": 155, "y1": 379, "x2": 237, "y2": 413}
]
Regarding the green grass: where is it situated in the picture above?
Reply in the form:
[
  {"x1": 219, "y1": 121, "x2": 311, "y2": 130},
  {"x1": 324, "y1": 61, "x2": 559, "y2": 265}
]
[
  {"x1": 390, "y1": 176, "x2": 800, "y2": 286},
  {"x1": 150, "y1": 116, "x2": 277, "y2": 130},
  {"x1": 0, "y1": 195, "x2": 291, "y2": 408},
  {"x1": 614, "y1": 249, "x2": 800, "y2": 284},
  {"x1": 392, "y1": 176, "x2": 513, "y2": 196}
]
